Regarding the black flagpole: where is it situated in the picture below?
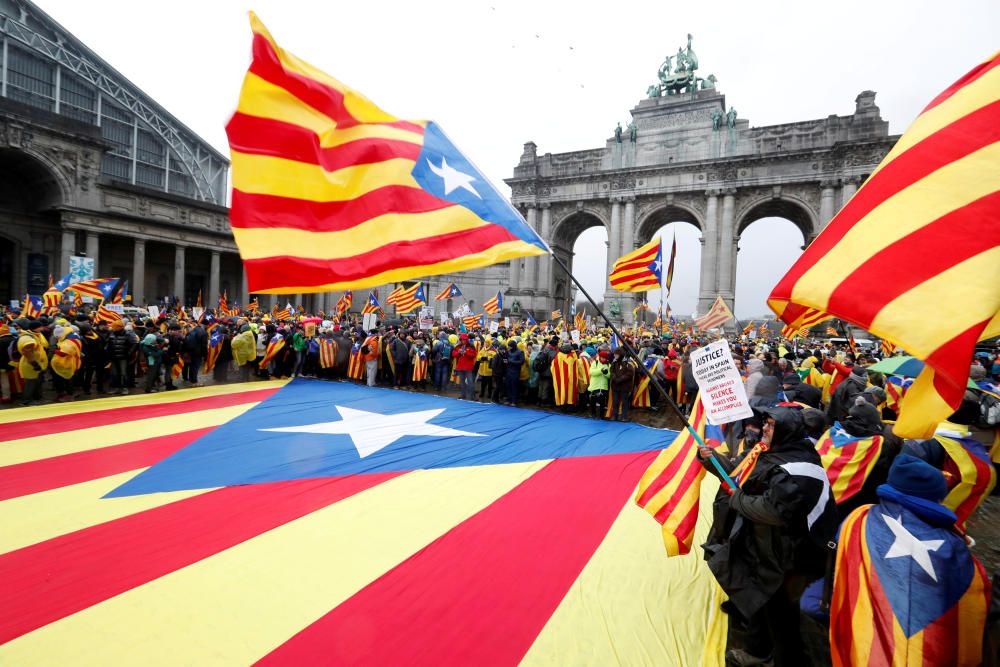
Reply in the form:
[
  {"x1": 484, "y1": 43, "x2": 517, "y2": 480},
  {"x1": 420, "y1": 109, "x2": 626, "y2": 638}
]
[{"x1": 551, "y1": 254, "x2": 736, "y2": 490}]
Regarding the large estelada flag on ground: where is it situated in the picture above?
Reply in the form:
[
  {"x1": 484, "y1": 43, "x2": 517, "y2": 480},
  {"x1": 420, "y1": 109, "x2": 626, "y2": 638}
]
[
  {"x1": 768, "y1": 51, "x2": 1000, "y2": 438},
  {"x1": 609, "y1": 238, "x2": 663, "y2": 292},
  {"x1": 225, "y1": 14, "x2": 549, "y2": 294},
  {"x1": 0, "y1": 380, "x2": 726, "y2": 664}
]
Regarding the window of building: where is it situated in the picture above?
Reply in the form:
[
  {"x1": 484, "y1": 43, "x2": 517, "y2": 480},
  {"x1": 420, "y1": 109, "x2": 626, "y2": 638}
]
[
  {"x1": 60, "y1": 72, "x2": 96, "y2": 124},
  {"x1": 100, "y1": 101, "x2": 133, "y2": 182},
  {"x1": 135, "y1": 128, "x2": 165, "y2": 188},
  {"x1": 167, "y1": 154, "x2": 195, "y2": 197},
  {"x1": 6, "y1": 46, "x2": 55, "y2": 111}
]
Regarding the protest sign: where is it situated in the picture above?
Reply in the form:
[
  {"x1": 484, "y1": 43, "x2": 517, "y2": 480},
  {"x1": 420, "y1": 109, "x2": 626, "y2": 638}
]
[
  {"x1": 489, "y1": 320, "x2": 500, "y2": 333},
  {"x1": 147, "y1": 305, "x2": 160, "y2": 319},
  {"x1": 192, "y1": 307, "x2": 204, "y2": 320},
  {"x1": 690, "y1": 340, "x2": 753, "y2": 425},
  {"x1": 504, "y1": 317, "x2": 510, "y2": 328},
  {"x1": 570, "y1": 330, "x2": 581, "y2": 344},
  {"x1": 106, "y1": 303, "x2": 124, "y2": 314}
]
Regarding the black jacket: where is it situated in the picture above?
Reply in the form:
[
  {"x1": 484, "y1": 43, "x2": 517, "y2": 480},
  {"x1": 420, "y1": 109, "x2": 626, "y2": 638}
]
[
  {"x1": 827, "y1": 370, "x2": 868, "y2": 425},
  {"x1": 702, "y1": 407, "x2": 837, "y2": 619},
  {"x1": 105, "y1": 330, "x2": 135, "y2": 361}
]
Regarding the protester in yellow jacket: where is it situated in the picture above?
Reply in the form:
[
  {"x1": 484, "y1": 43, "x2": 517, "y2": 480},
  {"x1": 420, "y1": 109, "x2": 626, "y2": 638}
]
[{"x1": 15, "y1": 320, "x2": 48, "y2": 405}]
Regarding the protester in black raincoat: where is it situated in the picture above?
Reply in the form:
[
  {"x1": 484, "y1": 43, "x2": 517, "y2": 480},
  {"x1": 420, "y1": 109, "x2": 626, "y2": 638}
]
[
  {"x1": 698, "y1": 406, "x2": 837, "y2": 667},
  {"x1": 826, "y1": 364, "x2": 868, "y2": 425}
]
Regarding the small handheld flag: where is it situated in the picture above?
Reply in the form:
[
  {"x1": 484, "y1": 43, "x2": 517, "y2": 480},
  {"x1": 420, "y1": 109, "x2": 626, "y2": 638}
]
[
  {"x1": 609, "y1": 238, "x2": 662, "y2": 292},
  {"x1": 434, "y1": 283, "x2": 462, "y2": 300},
  {"x1": 694, "y1": 296, "x2": 733, "y2": 331},
  {"x1": 664, "y1": 232, "x2": 677, "y2": 295},
  {"x1": 483, "y1": 291, "x2": 502, "y2": 315}
]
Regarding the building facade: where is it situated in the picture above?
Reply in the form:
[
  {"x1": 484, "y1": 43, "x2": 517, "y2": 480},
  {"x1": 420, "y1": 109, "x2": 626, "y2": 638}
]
[{"x1": 502, "y1": 39, "x2": 899, "y2": 322}]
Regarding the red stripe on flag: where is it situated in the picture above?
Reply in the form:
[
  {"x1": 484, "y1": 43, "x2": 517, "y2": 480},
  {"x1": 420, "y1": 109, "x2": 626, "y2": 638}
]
[
  {"x1": 0, "y1": 473, "x2": 401, "y2": 644},
  {"x1": 825, "y1": 190, "x2": 1000, "y2": 327},
  {"x1": 260, "y1": 452, "x2": 656, "y2": 666},
  {"x1": 230, "y1": 188, "x2": 453, "y2": 232},
  {"x1": 0, "y1": 427, "x2": 213, "y2": 501},
  {"x1": 866, "y1": 545, "x2": 898, "y2": 665},
  {"x1": 243, "y1": 224, "x2": 524, "y2": 291},
  {"x1": 923, "y1": 52, "x2": 1000, "y2": 112},
  {"x1": 635, "y1": 437, "x2": 696, "y2": 507},
  {"x1": 227, "y1": 113, "x2": 423, "y2": 171},
  {"x1": 249, "y1": 33, "x2": 422, "y2": 135},
  {"x1": 774, "y1": 99, "x2": 1000, "y2": 294},
  {"x1": 0, "y1": 388, "x2": 277, "y2": 443}
]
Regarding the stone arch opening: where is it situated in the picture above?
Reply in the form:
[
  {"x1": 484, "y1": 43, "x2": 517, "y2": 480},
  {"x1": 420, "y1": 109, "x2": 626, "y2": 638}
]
[
  {"x1": 0, "y1": 148, "x2": 65, "y2": 214},
  {"x1": 550, "y1": 210, "x2": 607, "y2": 317},
  {"x1": 735, "y1": 217, "x2": 806, "y2": 319},
  {"x1": 633, "y1": 205, "x2": 703, "y2": 318},
  {"x1": 636, "y1": 204, "x2": 702, "y2": 246},
  {"x1": 736, "y1": 196, "x2": 815, "y2": 242}
]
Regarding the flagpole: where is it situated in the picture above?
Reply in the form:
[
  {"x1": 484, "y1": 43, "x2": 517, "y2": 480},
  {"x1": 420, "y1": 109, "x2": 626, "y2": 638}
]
[{"x1": 550, "y1": 254, "x2": 737, "y2": 490}]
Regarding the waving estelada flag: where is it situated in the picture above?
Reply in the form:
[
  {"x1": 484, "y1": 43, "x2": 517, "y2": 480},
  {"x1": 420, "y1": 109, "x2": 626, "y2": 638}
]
[
  {"x1": 361, "y1": 292, "x2": 381, "y2": 315},
  {"x1": 0, "y1": 380, "x2": 729, "y2": 663},
  {"x1": 393, "y1": 284, "x2": 426, "y2": 314},
  {"x1": 694, "y1": 296, "x2": 734, "y2": 330},
  {"x1": 225, "y1": 14, "x2": 549, "y2": 294},
  {"x1": 768, "y1": 50, "x2": 1000, "y2": 438},
  {"x1": 483, "y1": 290, "x2": 502, "y2": 315},
  {"x1": 609, "y1": 238, "x2": 662, "y2": 292},
  {"x1": 335, "y1": 290, "x2": 352, "y2": 314},
  {"x1": 435, "y1": 283, "x2": 462, "y2": 300}
]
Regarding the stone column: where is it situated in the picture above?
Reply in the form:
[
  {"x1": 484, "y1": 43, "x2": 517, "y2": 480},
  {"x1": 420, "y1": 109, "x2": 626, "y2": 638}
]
[
  {"x1": 606, "y1": 198, "x2": 622, "y2": 292},
  {"x1": 819, "y1": 179, "x2": 837, "y2": 228},
  {"x1": 717, "y1": 189, "x2": 736, "y2": 299},
  {"x1": 523, "y1": 206, "x2": 539, "y2": 292},
  {"x1": 508, "y1": 254, "x2": 521, "y2": 293},
  {"x1": 698, "y1": 190, "x2": 720, "y2": 315},
  {"x1": 538, "y1": 204, "x2": 552, "y2": 296},
  {"x1": 621, "y1": 197, "x2": 636, "y2": 257},
  {"x1": 840, "y1": 177, "x2": 859, "y2": 211},
  {"x1": 208, "y1": 250, "x2": 221, "y2": 303},
  {"x1": 85, "y1": 232, "x2": 100, "y2": 273},
  {"x1": 132, "y1": 238, "x2": 146, "y2": 305},
  {"x1": 60, "y1": 229, "x2": 75, "y2": 275},
  {"x1": 173, "y1": 244, "x2": 185, "y2": 304}
]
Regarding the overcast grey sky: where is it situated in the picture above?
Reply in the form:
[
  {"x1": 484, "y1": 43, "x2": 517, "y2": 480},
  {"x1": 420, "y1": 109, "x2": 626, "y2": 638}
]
[{"x1": 36, "y1": 0, "x2": 999, "y2": 317}]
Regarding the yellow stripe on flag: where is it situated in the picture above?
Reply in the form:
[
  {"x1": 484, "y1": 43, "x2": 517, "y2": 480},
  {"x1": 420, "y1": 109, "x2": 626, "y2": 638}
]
[
  {"x1": 872, "y1": 57, "x2": 1000, "y2": 177},
  {"x1": 232, "y1": 207, "x2": 490, "y2": 260},
  {"x1": 252, "y1": 239, "x2": 546, "y2": 294},
  {"x1": 236, "y1": 72, "x2": 424, "y2": 147},
  {"x1": 0, "y1": 470, "x2": 210, "y2": 554},
  {"x1": 0, "y1": 461, "x2": 547, "y2": 665},
  {"x1": 0, "y1": 404, "x2": 258, "y2": 467},
  {"x1": 793, "y1": 141, "x2": 1000, "y2": 307},
  {"x1": 523, "y1": 478, "x2": 724, "y2": 667},
  {"x1": 249, "y1": 12, "x2": 400, "y2": 126},
  {"x1": 230, "y1": 151, "x2": 418, "y2": 202}
]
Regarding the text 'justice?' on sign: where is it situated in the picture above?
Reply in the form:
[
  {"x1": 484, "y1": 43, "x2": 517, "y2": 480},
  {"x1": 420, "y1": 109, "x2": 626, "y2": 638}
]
[{"x1": 690, "y1": 340, "x2": 753, "y2": 425}]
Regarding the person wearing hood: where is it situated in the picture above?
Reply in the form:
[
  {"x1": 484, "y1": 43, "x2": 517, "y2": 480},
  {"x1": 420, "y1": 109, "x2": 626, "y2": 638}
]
[
  {"x1": 825, "y1": 455, "x2": 989, "y2": 667},
  {"x1": 140, "y1": 332, "x2": 164, "y2": 393},
  {"x1": 231, "y1": 324, "x2": 257, "y2": 382},
  {"x1": 827, "y1": 364, "x2": 869, "y2": 426},
  {"x1": 609, "y1": 347, "x2": 637, "y2": 421},
  {"x1": 504, "y1": 339, "x2": 525, "y2": 406},
  {"x1": 902, "y1": 393, "x2": 997, "y2": 530},
  {"x1": 0, "y1": 321, "x2": 18, "y2": 403},
  {"x1": 587, "y1": 349, "x2": 611, "y2": 419},
  {"x1": 744, "y1": 358, "x2": 766, "y2": 399},
  {"x1": 781, "y1": 371, "x2": 821, "y2": 408},
  {"x1": 451, "y1": 333, "x2": 478, "y2": 400},
  {"x1": 698, "y1": 407, "x2": 837, "y2": 667},
  {"x1": 551, "y1": 342, "x2": 580, "y2": 411},
  {"x1": 16, "y1": 319, "x2": 48, "y2": 405},
  {"x1": 816, "y1": 397, "x2": 899, "y2": 522},
  {"x1": 748, "y1": 375, "x2": 783, "y2": 411}
]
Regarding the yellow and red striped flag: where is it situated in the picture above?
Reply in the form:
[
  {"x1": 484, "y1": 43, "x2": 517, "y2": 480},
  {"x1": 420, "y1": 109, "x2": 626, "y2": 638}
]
[
  {"x1": 635, "y1": 392, "x2": 723, "y2": 556},
  {"x1": 393, "y1": 284, "x2": 426, "y2": 314},
  {"x1": 770, "y1": 51, "x2": 1000, "y2": 437},
  {"x1": 225, "y1": 14, "x2": 548, "y2": 295},
  {"x1": 384, "y1": 286, "x2": 405, "y2": 306},
  {"x1": 694, "y1": 296, "x2": 734, "y2": 331},
  {"x1": 335, "y1": 290, "x2": 352, "y2": 314},
  {"x1": 483, "y1": 291, "x2": 502, "y2": 315},
  {"x1": 609, "y1": 238, "x2": 662, "y2": 292}
]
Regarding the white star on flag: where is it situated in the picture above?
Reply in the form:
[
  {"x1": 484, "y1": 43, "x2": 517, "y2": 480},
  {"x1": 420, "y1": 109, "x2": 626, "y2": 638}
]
[
  {"x1": 427, "y1": 157, "x2": 481, "y2": 198},
  {"x1": 882, "y1": 513, "x2": 945, "y2": 581},
  {"x1": 261, "y1": 406, "x2": 484, "y2": 458}
]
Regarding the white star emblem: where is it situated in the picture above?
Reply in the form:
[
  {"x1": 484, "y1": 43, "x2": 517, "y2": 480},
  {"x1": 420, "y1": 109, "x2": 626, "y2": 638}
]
[
  {"x1": 652, "y1": 259, "x2": 662, "y2": 273},
  {"x1": 261, "y1": 406, "x2": 483, "y2": 459},
  {"x1": 833, "y1": 427, "x2": 849, "y2": 439},
  {"x1": 882, "y1": 513, "x2": 944, "y2": 581},
  {"x1": 427, "y1": 157, "x2": 481, "y2": 198}
]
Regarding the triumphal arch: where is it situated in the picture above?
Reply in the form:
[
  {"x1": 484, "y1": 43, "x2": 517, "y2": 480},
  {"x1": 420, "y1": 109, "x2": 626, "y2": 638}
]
[{"x1": 504, "y1": 35, "x2": 899, "y2": 319}]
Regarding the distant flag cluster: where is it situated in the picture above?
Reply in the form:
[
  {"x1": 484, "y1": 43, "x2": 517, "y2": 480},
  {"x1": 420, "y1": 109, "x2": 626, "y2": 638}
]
[
  {"x1": 392, "y1": 284, "x2": 427, "y2": 314},
  {"x1": 224, "y1": 14, "x2": 548, "y2": 295}
]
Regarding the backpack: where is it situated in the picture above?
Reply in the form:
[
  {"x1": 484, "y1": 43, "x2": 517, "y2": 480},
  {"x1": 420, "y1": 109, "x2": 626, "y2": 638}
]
[
  {"x1": 360, "y1": 344, "x2": 371, "y2": 355},
  {"x1": 978, "y1": 391, "x2": 1000, "y2": 428},
  {"x1": 440, "y1": 342, "x2": 453, "y2": 360},
  {"x1": 8, "y1": 338, "x2": 20, "y2": 363},
  {"x1": 532, "y1": 349, "x2": 549, "y2": 373}
]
